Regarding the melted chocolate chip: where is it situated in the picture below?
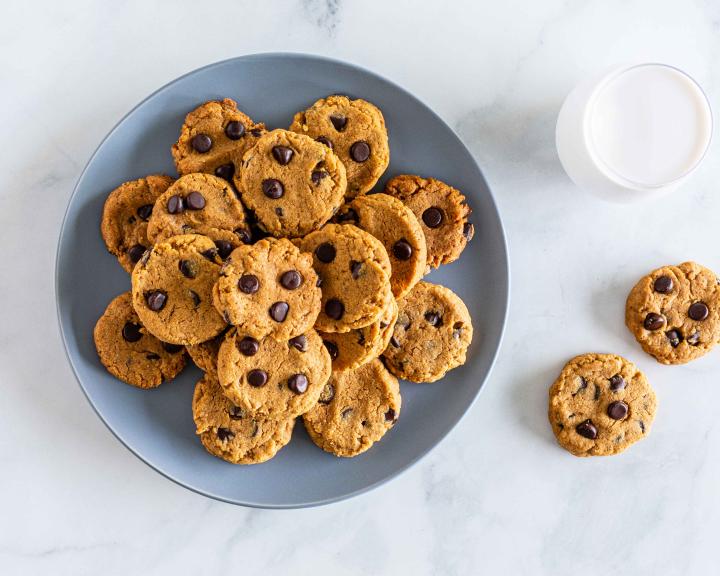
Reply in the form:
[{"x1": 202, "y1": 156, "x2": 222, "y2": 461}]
[
  {"x1": 318, "y1": 382, "x2": 335, "y2": 404},
  {"x1": 238, "y1": 274, "x2": 260, "y2": 294},
  {"x1": 576, "y1": 420, "x2": 597, "y2": 439},
  {"x1": 201, "y1": 248, "x2": 219, "y2": 262},
  {"x1": 214, "y1": 240, "x2": 233, "y2": 259},
  {"x1": 235, "y1": 228, "x2": 252, "y2": 244},
  {"x1": 225, "y1": 121, "x2": 245, "y2": 140},
  {"x1": 335, "y1": 208, "x2": 358, "y2": 223},
  {"x1": 325, "y1": 298, "x2": 345, "y2": 320},
  {"x1": 422, "y1": 207, "x2": 444, "y2": 228},
  {"x1": 178, "y1": 259, "x2": 197, "y2": 278},
  {"x1": 463, "y1": 222, "x2": 475, "y2": 241},
  {"x1": 287, "y1": 374, "x2": 308, "y2": 394},
  {"x1": 136, "y1": 204, "x2": 153, "y2": 221},
  {"x1": 644, "y1": 313, "x2": 666, "y2": 331},
  {"x1": 572, "y1": 377, "x2": 587, "y2": 396},
  {"x1": 191, "y1": 133, "x2": 212, "y2": 153},
  {"x1": 217, "y1": 427, "x2": 234, "y2": 441},
  {"x1": 687, "y1": 331, "x2": 701, "y2": 346},
  {"x1": 238, "y1": 336, "x2": 259, "y2": 356},
  {"x1": 315, "y1": 242, "x2": 336, "y2": 263},
  {"x1": 185, "y1": 191, "x2": 206, "y2": 210},
  {"x1": 272, "y1": 146, "x2": 294, "y2": 165},
  {"x1": 385, "y1": 408, "x2": 397, "y2": 422},
  {"x1": 341, "y1": 408, "x2": 353, "y2": 419},
  {"x1": 146, "y1": 291, "x2": 167, "y2": 311},
  {"x1": 269, "y1": 301, "x2": 289, "y2": 322},
  {"x1": 349, "y1": 141, "x2": 370, "y2": 162},
  {"x1": 122, "y1": 322, "x2": 142, "y2": 342},
  {"x1": 607, "y1": 401, "x2": 629, "y2": 420},
  {"x1": 654, "y1": 275, "x2": 674, "y2": 294},
  {"x1": 228, "y1": 406, "x2": 244, "y2": 420},
  {"x1": 311, "y1": 170, "x2": 328, "y2": 185},
  {"x1": 262, "y1": 179, "x2": 284, "y2": 199},
  {"x1": 128, "y1": 244, "x2": 146, "y2": 263},
  {"x1": 689, "y1": 302, "x2": 709, "y2": 321},
  {"x1": 145, "y1": 353, "x2": 161, "y2": 360},
  {"x1": 247, "y1": 369, "x2": 268, "y2": 387},
  {"x1": 189, "y1": 290, "x2": 201, "y2": 307},
  {"x1": 390, "y1": 336, "x2": 400, "y2": 348},
  {"x1": 289, "y1": 335, "x2": 308, "y2": 352},
  {"x1": 214, "y1": 163, "x2": 235, "y2": 181},
  {"x1": 666, "y1": 329, "x2": 683, "y2": 348},
  {"x1": 250, "y1": 128, "x2": 263, "y2": 137},
  {"x1": 316, "y1": 136, "x2": 333, "y2": 149},
  {"x1": 350, "y1": 260, "x2": 363, "y2": 279},
  {"x1": 392, "y1": 240, "x2": 413, "y2": 260},
  {"x1": 162, "y1": 342, "x2": 183, "y2": 354},
  {"x1": 609, "y1": 374, "x2": 626, "y2": 391},
  {"x1": 280, "y1": 270, "x2": 302, "y2": 290},
  {"x1": 424, "y1": 311, "x2": 443, "y2": 327},
  {"x1": 167, "y1": 195, "x2": 184, "y2": 214},
  {"x1": 323, "y1": 339, "x2": 339, "y2": 360},
  {"x1": 329, "y1": 115, "x2": 347, "y2": 131}
]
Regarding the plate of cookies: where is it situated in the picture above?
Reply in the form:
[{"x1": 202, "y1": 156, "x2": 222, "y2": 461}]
[{"x1": 56, "y1": 53, "x2": 509, "y2": 507}]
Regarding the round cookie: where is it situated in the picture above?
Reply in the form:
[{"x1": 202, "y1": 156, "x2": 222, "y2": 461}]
[
  {"x1": 302, "y1": 359, "x2": 401, "y2": 457},
  {"x1": 213, "y1": 238, "x2": 321, "y2": 341},
  {"x1": 318, "y1": 297, "x2": 398, "y2": 372},
  {"x1": 235, "y1": 129, "x2": 347, "y2": 238},
  {"x1": 101, "y1": 174, "x2": 174, "y2": 272},
  {"x1": 186, "y1": 327, "x2": 231, "y2": 374},
  {"x1": 625, "y1": 261, "x2": 720, "y2": 365},
  {"x1": 336, "y1": 193, "x2": 427, "y2": 298},
  {"x1": 131, "y1": 234, "x2": 227, "y2": 345},
  {"x1": 297, "y1": 223, "x2": 393, "y2": 333},
  {"x1": 384, "y1": 174, "x2": 474, "y2": 270},
  {"x1": 217, "y1": 328, "x2": 332, "y2": 420},
  {"x1": 171, "y1": 98, "x2": 266, "y2": 181},
  {"x1": 147, "y1": 173, "x2": 250, "y2": 258},
  {"x1": 548, "y1": 353, "x2": 657, "y2": 457},
  {"x1": 93, "y1": 292, "x2": 186, "y2": 388},
  {"x1": 289, "y1": 95, "x2": 390, "y2": 198},
  {"x1": 383, "y1": 281, "x2": 473, "y2": 383},
  {"x1": 192, "y1": 373, "x2": 295, "y2": 464}
]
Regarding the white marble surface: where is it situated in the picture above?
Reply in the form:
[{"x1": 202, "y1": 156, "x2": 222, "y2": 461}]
[{"x1": 2, "y1": 1, "x2": 720, "y2": 574}]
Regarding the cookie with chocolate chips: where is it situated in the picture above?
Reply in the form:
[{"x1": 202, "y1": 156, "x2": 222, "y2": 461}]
[
  {"x1": 236, "y1": 129, "x2": 347, "y2": 238},
  {"x1": 94, "y1": 292, "x2": 186, "y2": 388},
  {"x1": 171, "y1": 98, "x2": 266, "y2": 180},
  {"x1": 297, "y1": 223, "x2": 393, "y2": 333},
  {"x1": 383, "y1": 281, "x2": 473, "y2": 383},
  {"x1": 625, "y1": 261, "x2": 720, "y2": 364},
  {"x1": 216, "y1": 328, "x2": 331, "y2": 420},
  {"x1": 213, "y1": 238, "x2": 321, "y2": 341},
  {"x1": 384, "y1": 174, "x2": 473, "y2": 270},
  {"x1": 548, "y1": 353, "x2": 657, "y2": 457},
  {"x1": 289, "y1": 95, "x2": 390, "y2": 198},
  {"x1": 192, "y1": 373, "x2": 295, "y2": 464},
  {"x1": 101, "y1": 174, "x2": 174, "y2": 272},
  {"x1": 147, "y1": 173, "x2": 251, "y2": 257},
  {"x1": 131, "y1": 234, "x2": 227, "y2": 345},
  {"x1": 303, "y1": 359, "x2": 401, "y2": 457}
]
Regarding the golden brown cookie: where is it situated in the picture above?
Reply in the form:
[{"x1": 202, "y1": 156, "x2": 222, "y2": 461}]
[
  {"x1": 384, "y1": 174, "x2": 474, "y2": 270},
  {"x1": 625, "y1": 261, "x2": 720, "y2": 365},
  {"x1": 303, "y1": 359, "x2": 401, "y2": 457},
  {"x1": 131, "y1": 234, "x2": 227, "y2": 345},
  {"x1": 101, "y1": 174, "x2": 174, "y2": 272},
  {"x1": 93, "y1": 292, "x2": 186, "y2": 388},
  {"x1": 186, "y1": 328, "x2": 231, "y2": 374},
  {"x1": 383, "y1": 281, "x2": 473, "y2": 383},
  {"x1": 171, "y1": 98, "x2": 266, "y2": 181},
  {"x1": 235, "y1": 129, "x2": 347, "y2": 238},
  {"x1": 217, "y1": 328, "x2": 331, "y2": 420},
  {"x1": 289, "y1": 95, "x2": 390, "y2": 198},
  {"x1": 192, "y1": 373, "x2": 295, "y2": 464},
  {"x1": 147, "y1": 173, "x2": 250, "y2": 257},
  {"x1": 213, "y1": 238, "x2": 321, "y2": 341},
  {"x1": 336, "y1": 193, "x2": 427, "y2": 298},
  {"x1": 296, "y1": 223, "x2": 393, "y2": 333},
  {"x1": 548, "y1": 353, "x2": 657, "y2": 457}
]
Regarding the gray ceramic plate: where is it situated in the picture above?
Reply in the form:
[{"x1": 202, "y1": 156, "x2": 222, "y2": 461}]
[{"x1": 56, "y1": 53, "x2": 509, "y2": 508}]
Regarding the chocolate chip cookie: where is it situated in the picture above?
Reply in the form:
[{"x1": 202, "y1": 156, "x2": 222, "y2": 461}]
[
  {"x1": 297, "y1": 223, "x2": 393, "y2": 333},
  {"x1": 94, "y1": 292, "x2": 186, "y2": 388},
  {"x1": 303, "y1": 359, "x2": 401, "y2": 457},
  {"x1": 213, "y1": 238, "x2": 321, "y2": 340},
  {"x1": 548, "y1": 353, "x2": 657, "y2": 457},
  {"x1": 318, "y1": 297, "x2": 398, "y2": 372},
  {"x1": 626, "y1": 261, "x2": 720, "y2": 364},
  {"x1": 131, "y1": 234, "x2": 226, "y2": 345},
  {"x1": 171, "y1": 98, "x2": 266, "y2": 181},
  {"x1": 384, "y1": 174, "x2": 473, "y2": 270},
  {"x1": 336, "y1": 193, "x2": 427, "y2": 298},
  {"x1": 216, "y1": 328, "x2": 331, "y2": 420},
  {"x1": 192, "y1": 373, "x2": 295, "y2": 464},
  {"x1": 186, "y1": 328, "x2": 230, "y2": 374},
  {"x1": 383, "y1": 281, "x2": 473, "y2": 383},
  {"x1": 147, "y1": 173, "x2": 250, "y2": 257},
  {"x1": 235, "y1": 129, "x2": 347, "y2": 238},
  {"x1": 289, "y1": 95, "x2": 390, "y2": 198},
  {"x1": 101, "y1": 174, "x2": 174, "y2": 272}
]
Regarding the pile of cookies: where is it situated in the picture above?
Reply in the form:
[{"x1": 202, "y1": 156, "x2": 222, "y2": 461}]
[
  {"x1": 94, "y1": 95, "x2": 475, "y2": 463},
  {"x1": 548, "y1": 261, "x2": 720, "y2": 457}
]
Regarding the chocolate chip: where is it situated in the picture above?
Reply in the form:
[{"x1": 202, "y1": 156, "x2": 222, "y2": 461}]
[
  {"x1": 217, "y1": 427, "x2": 234, "y2": 441},
  {"x1": 235, "y1": 228, "x2": 252, "y2": 244},
  {"x1": 201, "y1": 248, "x2": 219, "y2": 262},
  {"x1": 280, "y1": 270, "x2": 302, "y2": 290},
  {"x1": 288, "y1": 374, "x2": 308, "y2": 394},
  {"x1": 269, "y1": 301, "x2": 289, "y2": 322},
  {"x1": 146, "y1": 290, "x2": 167, "y2": 311},
  {"x1": 347, "y1": 260, "x2": 362, "y2": 279},
  {"x1": 325, "y1": 298, "x2": 344, "y2": 320},
  {"x1": 644, "y1": 313, "x2": 665, "y2": 331},
  {"x1": 315, "y1": 242, "x2": 336, "y2": 263},
  {"x1": 609, "y1": 374, "x2": 626, "y2": 391},
  {"x1": 214, "y1": 240, "x2": 233, "y2": 259},
  {"x1": 167, "y1": 195, "x2": 184, "y2": 214},
  {"x1": 385, "y1": 408, "x2": 396, "y2": 422},
  {"x1": 122, "y1": 322, "x2": 142, "y2": 342},
  {"x1": 214, "y1": 163, "x2": 235, "y2": 181},
  {"x1": 145, "y1": 353, "x2": 161, "y2": 360},
  {"x1": 452, "y1": 322, "x2": 464, "y2": 339},
  {"x1": 137, "y1": 204, "x2": 153, "y2": 221},
  {"x1": 250, "y1": 128, "x2": 263, "y2": 137},
  {"x1": 593, "y1": 385, "x2": 601, "y2": 401},
  {"x1": 189, "y1": 290, "x2": 201, "y2": 307},
  {"x1": 329, "y1": 115, "x2": 347, "y2": 131},
  {"x1": 186, "y1": 191, "x2": 205, "y2": 210},
  {"x1": 311, "y1": 170, "x2": 328, "y2": 185},
  {"x1": 390, "y1": 336, "x2": 400, "y2": 348},
  {"x1": 575, "y1": 420, "x2": 597, "y2": 439},
  {"x1": 162, "y1": 342, "x2": 183, "y2": 353},
  {"x1": 349, "y1": 141, "x2": 370, "y2": 162},
  {"x1": 341, "y1": 408, "x2": 353, "y2": 419},
  {"x1": 178, "y1": 259, "x2": 197, "y2": 278},
  {"x1": 323, "y1": 339, "x2": 338, "y2": 359},
  {"x1": 225, "y1": 121, "x2": 245, "y2": 140},
  {"x1": 357, "y1": 331, "x2": 366, "y2": 345},
  {"x1": 639, "y1": 421, "x2": 646, "y2": 433},
  {"x1": 463, "y1": 222, "x2": 475, "y2": 241},
  {"x1": 238, "y1": 274, "x2": 259, "y2": 294},
  {"x1": 228, "y1": 406, "x2": 244, "y2": 420},
  {"x1": 689, "y1": 301, "x2": 709, "y2": 321},
  {"x1": 607, "y1": 401, "x2": 629, "y2": 420},
  {"x1": 262, "y1": 179, "x2": 284, "y2": 199},
  {"x1": 422, "y1": 207, "x2": 444, "y2": 228},
  {"x1": 236, "y1": 336, "x2": 259, "y2": 357},
  {"x1": 247, "y1": 369, "x2": 268, "y2": 387},
  {"x1": 318, "y1": 383, "x2": 335, "y2": 404},
  {"x1": 666, "y1": 329, "x2": 683, "y2": 348},
  {"x1": 687, "y1": 331, "x2": 701, "y2": 346},
  {"x1": 275, "y1": 207, "x2": 284, "y2": 217},
  {"x1": 424, "y1": 311, "x2": 443, "y2": 327},
  {"x1": 653, "y1": 275, "x2": 673, "y2": 294},
  {"x1": 392, "y1": 240, "x2": 413, "y2": 260},
  {"x1": 316, "y1": 136, "x2": 333, "y2": 149},
  {"x1": 572, "y1": 376, "x2": 587, "y2": 396},
  {"x1": 128, "y1": 244, "x2": 146, "y2": 263},
  {"x1": 191, "y1": 133, "x2": 212, "y2": 153},
  {"x1": 289, "y1": 335, "x2": 308, "y2": 352},
  {"x1": 272, "y1": 146, "x2": 294, "y2": 165},
  {"x1": 316, "y1": 277, "x2": 323, "y2": 287},
  {"x1": 335, "y1": 208, "x2": 358, "y2": 223}
]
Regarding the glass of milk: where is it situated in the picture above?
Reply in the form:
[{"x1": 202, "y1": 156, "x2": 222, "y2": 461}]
[{"x1": 556, "y1": 63, "x2": 712, "y2": 202}]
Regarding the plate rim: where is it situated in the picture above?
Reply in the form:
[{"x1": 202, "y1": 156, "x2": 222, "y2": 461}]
[{"x1": 55, "y1": 51, "x2": 511, "y2": 509}]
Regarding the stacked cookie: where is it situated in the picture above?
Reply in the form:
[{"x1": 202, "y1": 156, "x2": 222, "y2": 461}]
[{"x1": 95, "y1": 95, "x2": 475, "y2": 464}]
